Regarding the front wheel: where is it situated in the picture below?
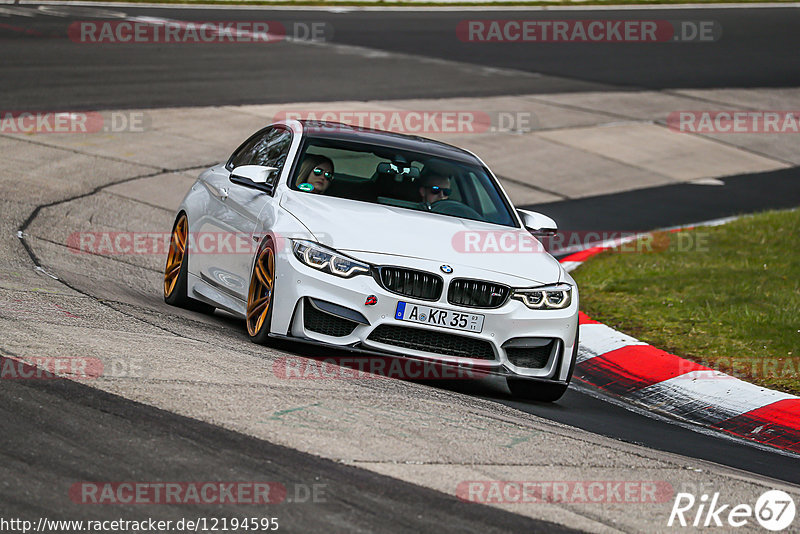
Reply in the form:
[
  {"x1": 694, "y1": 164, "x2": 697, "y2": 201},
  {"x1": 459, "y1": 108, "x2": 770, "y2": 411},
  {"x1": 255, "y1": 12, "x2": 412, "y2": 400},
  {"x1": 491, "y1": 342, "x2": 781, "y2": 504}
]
[
  {"x1": 507, "y1": 330, "x2": 579, "y2": 402},
  {"x1": 246, "y1": 238, "x2": 276, "y2": 345}
]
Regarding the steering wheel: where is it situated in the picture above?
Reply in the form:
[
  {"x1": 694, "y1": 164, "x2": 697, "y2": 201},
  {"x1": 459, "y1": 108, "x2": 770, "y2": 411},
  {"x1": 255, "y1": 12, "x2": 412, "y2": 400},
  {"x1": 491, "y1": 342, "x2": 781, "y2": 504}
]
[{"x1": 429, "y1": 199, "x2": 482, "y2": 219}]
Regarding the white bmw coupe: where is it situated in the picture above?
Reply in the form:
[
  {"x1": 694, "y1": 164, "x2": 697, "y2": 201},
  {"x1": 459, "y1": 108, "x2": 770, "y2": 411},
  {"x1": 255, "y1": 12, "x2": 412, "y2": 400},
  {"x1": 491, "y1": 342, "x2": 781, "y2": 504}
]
[{"x1": 165, "y1": 120, "x2": 579, "y2": 401}]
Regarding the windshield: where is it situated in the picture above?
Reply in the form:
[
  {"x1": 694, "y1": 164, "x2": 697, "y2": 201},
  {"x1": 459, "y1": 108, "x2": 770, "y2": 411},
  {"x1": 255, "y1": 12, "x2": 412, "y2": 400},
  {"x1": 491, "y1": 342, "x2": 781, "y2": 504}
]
[{"x1": 289, "y1": 137, "x2": 517, "y2": 227}]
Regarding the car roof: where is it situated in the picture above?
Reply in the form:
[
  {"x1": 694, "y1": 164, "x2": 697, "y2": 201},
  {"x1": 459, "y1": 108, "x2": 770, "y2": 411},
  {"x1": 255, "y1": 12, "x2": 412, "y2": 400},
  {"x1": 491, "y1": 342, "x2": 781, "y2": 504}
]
[{"x1": 298, "y1": 120, "x2": 480, "y2": 164}]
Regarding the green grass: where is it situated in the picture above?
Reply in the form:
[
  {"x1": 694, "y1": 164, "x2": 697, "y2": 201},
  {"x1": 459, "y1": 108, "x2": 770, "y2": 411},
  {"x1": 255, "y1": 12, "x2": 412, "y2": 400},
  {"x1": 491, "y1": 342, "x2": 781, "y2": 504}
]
[{"x1": 572, "y1": 209, "x2": 800, "y2": 396}]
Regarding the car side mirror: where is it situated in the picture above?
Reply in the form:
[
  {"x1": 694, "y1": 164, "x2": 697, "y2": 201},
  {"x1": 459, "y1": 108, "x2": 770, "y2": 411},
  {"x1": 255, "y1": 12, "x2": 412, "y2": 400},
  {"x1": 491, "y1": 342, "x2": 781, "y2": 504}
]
[
  {"x1": 518, "y1": 209, "x2": 558, "y2": 236},
  {"x1": 230, "y1": 165, "x2": 279, "y2": 189}
]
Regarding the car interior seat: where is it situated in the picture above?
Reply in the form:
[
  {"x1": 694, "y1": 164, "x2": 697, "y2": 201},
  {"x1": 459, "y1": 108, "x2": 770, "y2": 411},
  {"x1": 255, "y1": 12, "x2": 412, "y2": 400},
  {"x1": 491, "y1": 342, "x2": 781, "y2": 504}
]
[{"x1": 374, "y1": 169, "x2": 420, "y2": 202}]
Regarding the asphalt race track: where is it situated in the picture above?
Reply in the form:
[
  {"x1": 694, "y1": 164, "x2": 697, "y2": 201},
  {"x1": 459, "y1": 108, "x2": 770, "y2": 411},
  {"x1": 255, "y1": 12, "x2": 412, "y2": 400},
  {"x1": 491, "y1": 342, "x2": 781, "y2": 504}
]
[
  {"x1": 0, "y1": 353, "x2": 572, "y2": 533},
  {"x1": 3, "y1": 6, "x2": 800, "y2": 109},
  {"x1": 2, "y1": 3, "x2": 799, "y2": 532},
  {"x1": 524, "y1": 167, "x2": 800, "y2": 234}
]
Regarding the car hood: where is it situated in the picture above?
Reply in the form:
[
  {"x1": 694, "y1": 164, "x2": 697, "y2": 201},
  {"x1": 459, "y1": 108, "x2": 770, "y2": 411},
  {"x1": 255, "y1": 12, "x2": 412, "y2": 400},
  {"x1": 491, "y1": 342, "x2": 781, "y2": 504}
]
[{"x1": 280, "y1": 192, "x2": 562, "y2": 285}]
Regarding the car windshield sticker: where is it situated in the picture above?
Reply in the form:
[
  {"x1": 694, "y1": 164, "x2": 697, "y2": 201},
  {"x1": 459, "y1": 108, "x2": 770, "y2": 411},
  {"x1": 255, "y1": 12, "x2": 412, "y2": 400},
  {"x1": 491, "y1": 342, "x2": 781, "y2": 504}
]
[{"x1": 298, "y1": 183, "x2": 314, "y2": 192}]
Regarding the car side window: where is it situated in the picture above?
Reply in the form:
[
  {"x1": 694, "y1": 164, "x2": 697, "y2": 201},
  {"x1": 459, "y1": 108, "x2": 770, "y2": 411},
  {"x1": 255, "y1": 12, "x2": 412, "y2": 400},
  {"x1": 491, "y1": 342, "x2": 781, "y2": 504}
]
[
  {"x1": 468, "y1": 172, "x2": 496, "y2": 217},
  {"x1": 227, "y1": 127, "x2": 293, "y2": 188},
  {"x1": 228, "y1": 136, "x2": 260, "y2": 170}
]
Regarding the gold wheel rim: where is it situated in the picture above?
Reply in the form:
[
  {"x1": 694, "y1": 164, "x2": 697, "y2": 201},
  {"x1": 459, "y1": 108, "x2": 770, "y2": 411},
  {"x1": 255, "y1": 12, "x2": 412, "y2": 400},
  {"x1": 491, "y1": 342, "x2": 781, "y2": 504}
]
[
  {"x1": 246, "y1": 245, "x2": 274, "y2": 336},
  {"x1": 164, "y1": 214, "x2": 188, "y2": 298}
]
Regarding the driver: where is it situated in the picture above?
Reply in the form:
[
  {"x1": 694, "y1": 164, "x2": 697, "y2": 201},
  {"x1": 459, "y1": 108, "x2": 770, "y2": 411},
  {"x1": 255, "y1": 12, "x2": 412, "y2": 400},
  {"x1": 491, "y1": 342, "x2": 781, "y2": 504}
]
[{"x1": 418, "y1": 172, "x2": 451, "y2": 209}]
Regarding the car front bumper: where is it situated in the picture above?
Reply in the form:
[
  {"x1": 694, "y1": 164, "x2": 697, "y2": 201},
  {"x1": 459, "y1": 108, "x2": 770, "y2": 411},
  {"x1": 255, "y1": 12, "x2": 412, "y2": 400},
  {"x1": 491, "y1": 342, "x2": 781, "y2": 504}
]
[{"x1": 271, "y1": 251, "x2": 579, "y2": 381}]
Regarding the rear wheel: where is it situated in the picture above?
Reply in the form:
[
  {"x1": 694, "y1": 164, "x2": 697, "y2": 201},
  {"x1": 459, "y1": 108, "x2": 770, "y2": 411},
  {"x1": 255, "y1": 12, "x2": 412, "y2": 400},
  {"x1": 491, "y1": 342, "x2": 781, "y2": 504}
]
[
  {"x1": 246, "y1": 238, "x2": 276, "y2": 345},
  {"x1": 163, "y1": 213, "x2": 215, "y2": 314}
]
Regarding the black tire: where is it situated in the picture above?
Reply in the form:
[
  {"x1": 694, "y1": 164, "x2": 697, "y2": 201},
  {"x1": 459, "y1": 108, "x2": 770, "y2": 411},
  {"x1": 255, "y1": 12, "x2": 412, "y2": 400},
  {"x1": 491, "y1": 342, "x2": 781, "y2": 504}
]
[
  {"x1": 507, "y1": 329, "x2": 579, "y2": 402},
  {"x1": 163, "y1": 213, "x2": 215, "y2": 314},
  {"x1": 506, "y1": 379, "x2": 568, "y2": 402},
  {"x1": 246, "y1": 237, "x2": 277, "y2": 345},
  {"x1": 564, "y1": 326, "x2": 580, "y2": 386}
]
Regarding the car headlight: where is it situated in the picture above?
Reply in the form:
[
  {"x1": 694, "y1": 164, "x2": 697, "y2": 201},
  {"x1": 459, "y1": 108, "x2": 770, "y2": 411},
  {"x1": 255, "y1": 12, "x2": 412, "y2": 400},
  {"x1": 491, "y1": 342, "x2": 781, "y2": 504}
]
[
  {"x1": 512, "y1": 283, "x2": 572, "y2": 310},
  {"x1": 292, "y1": 240, "x2": 370, "y2": 278}
]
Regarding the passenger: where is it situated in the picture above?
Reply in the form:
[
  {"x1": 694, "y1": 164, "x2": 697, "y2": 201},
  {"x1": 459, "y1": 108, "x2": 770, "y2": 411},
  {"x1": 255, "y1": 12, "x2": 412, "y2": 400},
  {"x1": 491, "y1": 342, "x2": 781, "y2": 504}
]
[{"x1": 296, "y1": 154, "x2": 334, "y2": 194}]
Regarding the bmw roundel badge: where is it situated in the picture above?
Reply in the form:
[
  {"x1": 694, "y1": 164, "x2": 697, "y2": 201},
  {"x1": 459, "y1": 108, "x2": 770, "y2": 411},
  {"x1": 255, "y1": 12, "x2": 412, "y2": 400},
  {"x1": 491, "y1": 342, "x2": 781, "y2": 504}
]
[{"x1": 440, "y1": 265, "x2": 453, "y2": 274}]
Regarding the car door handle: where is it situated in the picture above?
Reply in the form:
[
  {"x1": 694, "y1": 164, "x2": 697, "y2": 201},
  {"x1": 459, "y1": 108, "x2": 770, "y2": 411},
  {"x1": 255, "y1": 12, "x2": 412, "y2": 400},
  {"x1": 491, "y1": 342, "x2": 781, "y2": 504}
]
[{"x1": 202, "y1": 180, "x2": 229, "y2": 200}]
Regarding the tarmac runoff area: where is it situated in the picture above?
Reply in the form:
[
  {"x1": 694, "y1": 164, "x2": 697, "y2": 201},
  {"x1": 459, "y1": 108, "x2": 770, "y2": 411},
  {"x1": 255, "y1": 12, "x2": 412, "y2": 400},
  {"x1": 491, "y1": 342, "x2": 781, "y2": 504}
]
[{"x1": 2, "y1": 87, "x2": 800, "y2": 532}]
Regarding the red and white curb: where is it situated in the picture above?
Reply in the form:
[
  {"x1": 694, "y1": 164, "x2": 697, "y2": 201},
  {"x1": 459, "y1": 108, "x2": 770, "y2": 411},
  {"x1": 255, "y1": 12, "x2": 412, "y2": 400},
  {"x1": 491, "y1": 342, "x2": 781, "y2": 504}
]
[{"x1": 557, "y1": 221, "x2": 800, "y2": 455}]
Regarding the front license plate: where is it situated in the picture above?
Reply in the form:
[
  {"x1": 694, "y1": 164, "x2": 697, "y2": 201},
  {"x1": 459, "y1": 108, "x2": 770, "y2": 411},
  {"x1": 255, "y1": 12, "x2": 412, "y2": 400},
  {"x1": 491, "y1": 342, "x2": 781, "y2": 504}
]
[{"x1": 394, "y1": 302, "x2": 484, "y2": 333}]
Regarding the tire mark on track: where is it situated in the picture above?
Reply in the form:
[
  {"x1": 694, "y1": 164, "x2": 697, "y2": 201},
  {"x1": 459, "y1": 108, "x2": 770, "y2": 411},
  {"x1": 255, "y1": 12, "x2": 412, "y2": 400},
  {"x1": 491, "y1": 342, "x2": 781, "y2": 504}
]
[{"x1": 15, "y1": 162, "x2": 218, "y2": 342}]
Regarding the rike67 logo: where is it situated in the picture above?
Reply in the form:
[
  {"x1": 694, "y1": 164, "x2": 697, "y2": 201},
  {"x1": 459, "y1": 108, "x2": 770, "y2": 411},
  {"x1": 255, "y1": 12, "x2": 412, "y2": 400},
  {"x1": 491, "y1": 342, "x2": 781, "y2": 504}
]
[{"x1": 669, "y1": 490, "x2": 796, "y2": 531}]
